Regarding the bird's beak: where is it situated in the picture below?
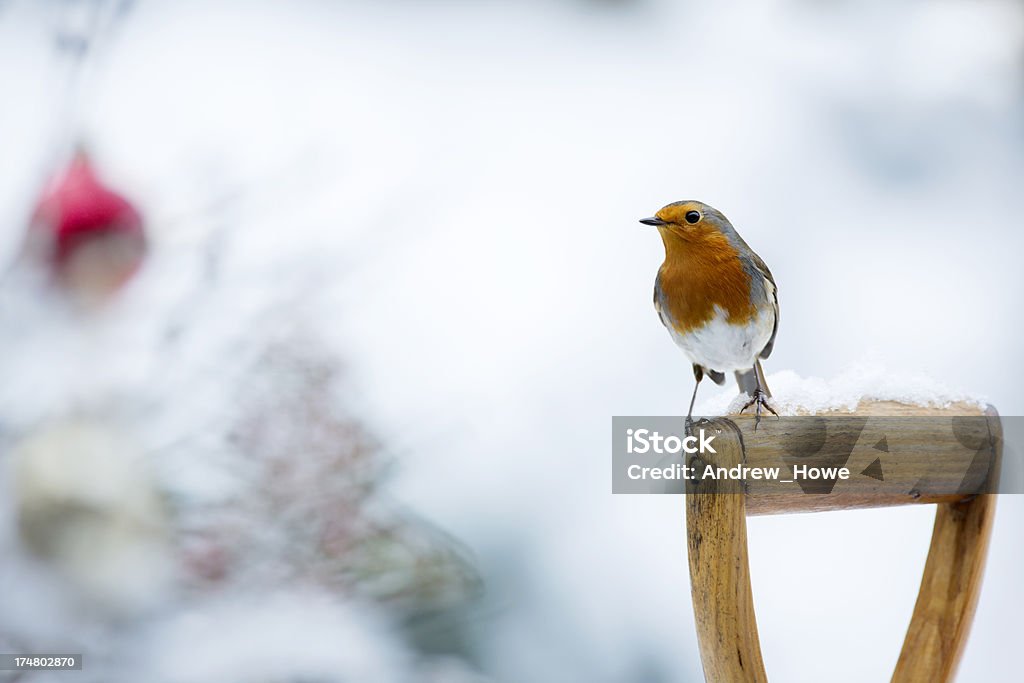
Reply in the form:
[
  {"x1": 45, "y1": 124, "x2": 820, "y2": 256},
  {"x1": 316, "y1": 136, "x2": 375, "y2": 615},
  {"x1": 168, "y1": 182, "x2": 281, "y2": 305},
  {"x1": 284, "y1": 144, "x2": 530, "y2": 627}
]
[{"x1": 639, "y1": 217, "x2": 667, "y2": 226}]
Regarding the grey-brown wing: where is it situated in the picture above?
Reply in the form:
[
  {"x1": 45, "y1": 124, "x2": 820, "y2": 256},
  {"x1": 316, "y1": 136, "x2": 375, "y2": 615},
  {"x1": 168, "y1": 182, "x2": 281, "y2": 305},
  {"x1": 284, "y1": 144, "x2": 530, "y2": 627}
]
[
  {"x1": 749, "y1": 252, "x2": 779, "y2": 359},
  {"x1": 653, "y1": 281, "x2": 667, "y2": 329}
]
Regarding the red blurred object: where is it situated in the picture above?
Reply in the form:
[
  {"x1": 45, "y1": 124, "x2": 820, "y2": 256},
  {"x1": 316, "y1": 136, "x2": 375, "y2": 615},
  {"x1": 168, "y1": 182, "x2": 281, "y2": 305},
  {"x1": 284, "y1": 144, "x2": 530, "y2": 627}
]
[{"x1": 30, "y1": 152, "x2": 146, "y2": 298}]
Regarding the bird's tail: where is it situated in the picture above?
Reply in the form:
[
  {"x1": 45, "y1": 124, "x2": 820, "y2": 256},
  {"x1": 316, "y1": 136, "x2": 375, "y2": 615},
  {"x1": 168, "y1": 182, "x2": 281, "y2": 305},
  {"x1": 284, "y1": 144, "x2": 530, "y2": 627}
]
[{"x1": 734, "y1": 359, "x2": 771, "y2": 397}]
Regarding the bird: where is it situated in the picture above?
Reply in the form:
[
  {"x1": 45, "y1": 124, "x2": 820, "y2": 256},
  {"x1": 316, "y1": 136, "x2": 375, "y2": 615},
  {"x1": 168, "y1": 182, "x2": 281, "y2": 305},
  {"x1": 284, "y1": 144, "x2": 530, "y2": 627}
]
[{"x1": 641, "y1": 200, "x2": 778, "y2": 427}]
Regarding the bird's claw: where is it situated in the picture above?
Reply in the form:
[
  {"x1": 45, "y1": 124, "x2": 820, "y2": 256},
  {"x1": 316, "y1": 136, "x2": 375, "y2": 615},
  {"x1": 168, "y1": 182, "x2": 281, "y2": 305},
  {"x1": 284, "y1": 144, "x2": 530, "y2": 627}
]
[{"x1": 739, "y1": 389, "x2": 779, "y2": 430}]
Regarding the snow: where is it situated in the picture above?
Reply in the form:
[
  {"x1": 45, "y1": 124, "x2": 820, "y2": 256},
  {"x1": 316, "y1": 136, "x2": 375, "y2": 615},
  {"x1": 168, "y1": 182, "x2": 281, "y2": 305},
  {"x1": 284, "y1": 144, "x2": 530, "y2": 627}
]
[
  {"x1": 696, "y1": 364, "x2": 989, "y2": 416},
  {"x1": 137, "y1": 591, "x2": 413, "y2": 683}
]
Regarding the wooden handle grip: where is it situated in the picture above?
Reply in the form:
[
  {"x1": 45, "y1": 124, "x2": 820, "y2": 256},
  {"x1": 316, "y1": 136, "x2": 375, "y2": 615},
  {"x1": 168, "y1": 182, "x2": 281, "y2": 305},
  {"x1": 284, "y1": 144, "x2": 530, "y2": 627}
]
[
  {"x1": 718, "y1": 401, "x2": 1001, "y2": 516},
  {"x1": 685, "y1": 401, "x2": 1001, "y2": 682}
]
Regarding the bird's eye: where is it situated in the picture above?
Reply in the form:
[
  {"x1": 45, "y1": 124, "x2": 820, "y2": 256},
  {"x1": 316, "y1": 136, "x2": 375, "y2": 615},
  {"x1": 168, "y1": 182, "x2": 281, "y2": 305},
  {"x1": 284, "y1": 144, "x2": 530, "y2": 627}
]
[{"x1": 685, "y1": 210, "x2": 701, "y2": 224}]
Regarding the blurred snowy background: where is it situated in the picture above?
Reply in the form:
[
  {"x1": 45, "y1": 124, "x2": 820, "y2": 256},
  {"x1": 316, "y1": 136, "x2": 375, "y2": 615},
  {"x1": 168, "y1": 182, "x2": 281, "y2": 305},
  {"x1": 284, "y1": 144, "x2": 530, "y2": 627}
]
[{"x1": 1, "y1": 0, "x2": 1023, "y2": 681}]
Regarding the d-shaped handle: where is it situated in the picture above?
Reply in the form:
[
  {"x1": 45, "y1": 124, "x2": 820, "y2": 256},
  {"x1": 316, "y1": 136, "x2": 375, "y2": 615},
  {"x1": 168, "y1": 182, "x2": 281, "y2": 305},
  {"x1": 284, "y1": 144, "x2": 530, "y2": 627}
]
[{"x1": 685, "y1": 403, "x2": 1000, "y2": 682}]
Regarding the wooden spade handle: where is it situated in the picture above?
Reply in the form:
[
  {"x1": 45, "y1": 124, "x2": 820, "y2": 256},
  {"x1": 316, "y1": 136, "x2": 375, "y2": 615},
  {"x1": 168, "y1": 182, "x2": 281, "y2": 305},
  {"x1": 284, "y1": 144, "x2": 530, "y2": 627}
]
[
  {"x1": 891, "y1": 494, "x2": 996, "y2": 682},
  {"x1": 685, "y1": 418, "x2": 768, "y2": 682},
  {"x1": 684, "y1": 401, "x2": 1001, "y2": 682},
  {"x1": 892, "y1": 405, "x2": 1001, "y2": 682}
]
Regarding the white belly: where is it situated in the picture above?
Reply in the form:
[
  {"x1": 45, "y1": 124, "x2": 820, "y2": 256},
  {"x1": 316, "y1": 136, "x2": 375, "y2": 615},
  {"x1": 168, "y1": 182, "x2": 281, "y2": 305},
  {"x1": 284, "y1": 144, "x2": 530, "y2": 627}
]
[{"x1": 667, "y1": 305, "x2": 774, "y2": 372}]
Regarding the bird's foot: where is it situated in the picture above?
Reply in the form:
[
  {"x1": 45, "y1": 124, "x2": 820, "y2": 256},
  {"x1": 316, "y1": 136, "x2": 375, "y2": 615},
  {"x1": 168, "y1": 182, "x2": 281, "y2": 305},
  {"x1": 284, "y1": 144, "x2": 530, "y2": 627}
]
[{"x1": 739, "y1": 389, "x2": 779, "y2": 430}]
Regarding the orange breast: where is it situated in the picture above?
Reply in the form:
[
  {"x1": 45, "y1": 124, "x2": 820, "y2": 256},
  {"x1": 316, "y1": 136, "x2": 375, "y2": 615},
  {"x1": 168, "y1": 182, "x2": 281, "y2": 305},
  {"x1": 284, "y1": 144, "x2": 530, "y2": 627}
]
[{"x1": 656, "y1": 225, "x2": 755, "y2": 334}]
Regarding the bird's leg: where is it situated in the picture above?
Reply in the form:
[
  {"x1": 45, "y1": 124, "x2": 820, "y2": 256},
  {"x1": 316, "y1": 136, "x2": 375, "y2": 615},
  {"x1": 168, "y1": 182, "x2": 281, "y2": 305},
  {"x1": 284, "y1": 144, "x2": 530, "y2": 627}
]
[
  {"x1": 739, "y1": 364, "x2": 778, "y2": 430},
  {"x1": 686, "y1": 365, "x2": 703, "y2": 436}
]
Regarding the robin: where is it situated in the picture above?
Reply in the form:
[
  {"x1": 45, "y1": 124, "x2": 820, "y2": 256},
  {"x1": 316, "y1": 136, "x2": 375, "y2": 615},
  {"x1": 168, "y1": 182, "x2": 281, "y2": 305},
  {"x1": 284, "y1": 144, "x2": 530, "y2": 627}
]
[{"x1": 641, "y1": 200, "x2": 778, "y2": 427}]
